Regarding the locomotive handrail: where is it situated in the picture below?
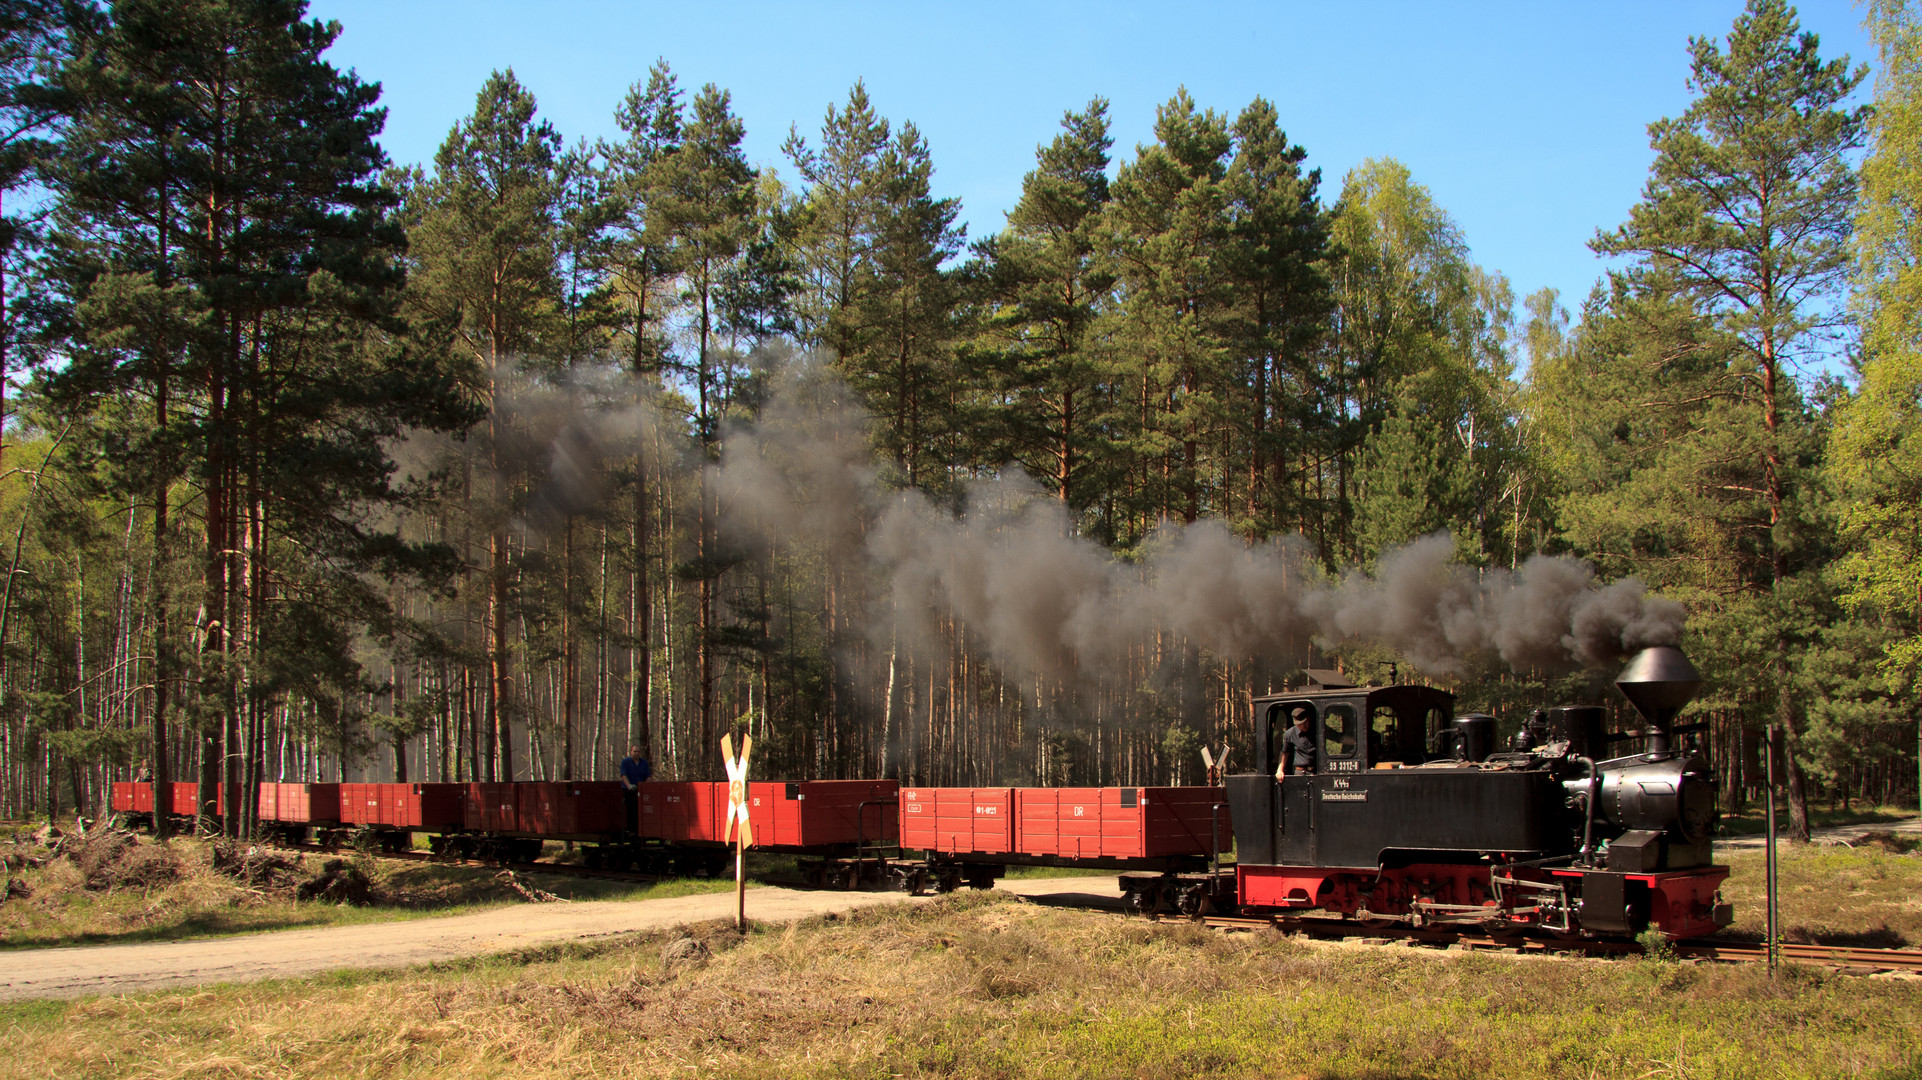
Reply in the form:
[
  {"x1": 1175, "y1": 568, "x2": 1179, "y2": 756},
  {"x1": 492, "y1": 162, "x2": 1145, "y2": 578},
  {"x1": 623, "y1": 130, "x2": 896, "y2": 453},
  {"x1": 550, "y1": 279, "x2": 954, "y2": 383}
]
[
  {"x1": 1604, "y1": 721, "x2": 1708, "y2": 743},
  {"x1": 1492, "y1": 852, "x2": 1578, "y2": 871},
  {"x1": 1210, "y1": 802, "x2": 1228, "y2": 877}
]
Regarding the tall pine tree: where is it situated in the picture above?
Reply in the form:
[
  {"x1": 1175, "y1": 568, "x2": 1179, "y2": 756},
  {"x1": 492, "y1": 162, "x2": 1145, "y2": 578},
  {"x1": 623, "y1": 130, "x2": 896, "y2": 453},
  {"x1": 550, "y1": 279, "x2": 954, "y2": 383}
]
[
  {"x1": 408, "y1": 68, "x2": 562, "y2": 781},
  {"x1": 1593, "y1": 0, "x2": 1868, "y2": 839}
]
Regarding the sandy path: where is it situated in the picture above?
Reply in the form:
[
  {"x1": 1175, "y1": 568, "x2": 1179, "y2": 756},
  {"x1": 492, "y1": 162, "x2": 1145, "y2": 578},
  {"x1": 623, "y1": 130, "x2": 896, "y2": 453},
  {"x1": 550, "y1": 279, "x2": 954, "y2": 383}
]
[
  {"x1": 1715, "y1": 815, "x2": 1921, "y2": 851},
  {"x1": 0, "y1": 875, "x2": 1122, "y2": 1003}
]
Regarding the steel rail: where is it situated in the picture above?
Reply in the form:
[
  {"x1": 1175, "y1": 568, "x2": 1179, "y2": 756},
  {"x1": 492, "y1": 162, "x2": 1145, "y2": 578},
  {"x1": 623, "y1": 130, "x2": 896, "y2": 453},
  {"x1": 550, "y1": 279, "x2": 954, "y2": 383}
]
[{"x1": 1170, "y1": 912, "x2": 1922, "y2": 972}]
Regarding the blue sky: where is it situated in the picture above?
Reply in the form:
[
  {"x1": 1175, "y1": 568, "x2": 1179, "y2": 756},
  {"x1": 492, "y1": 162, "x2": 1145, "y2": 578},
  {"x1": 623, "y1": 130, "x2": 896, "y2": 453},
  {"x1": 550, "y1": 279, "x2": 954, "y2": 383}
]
[{"x1": 306, "y1": 1, "x2": 1875, "y2": 343}]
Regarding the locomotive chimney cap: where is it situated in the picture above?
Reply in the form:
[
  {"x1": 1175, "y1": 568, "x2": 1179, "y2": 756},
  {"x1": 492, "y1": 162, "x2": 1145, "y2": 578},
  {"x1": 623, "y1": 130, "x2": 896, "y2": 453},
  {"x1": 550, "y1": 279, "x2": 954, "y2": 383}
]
[{"x1": 1614, "y1": 645, "x2": 1701, "y2": 725}]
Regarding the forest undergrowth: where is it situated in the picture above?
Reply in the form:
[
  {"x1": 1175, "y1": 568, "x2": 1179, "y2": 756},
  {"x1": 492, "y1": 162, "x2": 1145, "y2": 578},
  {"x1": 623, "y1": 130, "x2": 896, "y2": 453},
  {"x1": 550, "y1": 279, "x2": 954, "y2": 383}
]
[{"x1": 0, "y1": 824, "x2": 725, "y2": 949}]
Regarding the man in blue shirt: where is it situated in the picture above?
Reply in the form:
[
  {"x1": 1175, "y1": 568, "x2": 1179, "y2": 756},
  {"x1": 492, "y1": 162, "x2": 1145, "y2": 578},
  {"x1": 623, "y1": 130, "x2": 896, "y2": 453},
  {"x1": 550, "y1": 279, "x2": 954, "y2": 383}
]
[
  {"x1": 620, "y1": 745, "x2": 651, "y2": 833},
  {"x1": 620, "y1": 745, "x2": 652, "y2": 787}
]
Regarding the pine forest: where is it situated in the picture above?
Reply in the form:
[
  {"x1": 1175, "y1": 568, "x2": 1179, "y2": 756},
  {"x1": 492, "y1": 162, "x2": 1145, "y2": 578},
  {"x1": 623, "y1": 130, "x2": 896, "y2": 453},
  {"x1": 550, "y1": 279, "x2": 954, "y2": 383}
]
[{"x1": 1, "y1": 0, "x2": 1919, "y2": 845}]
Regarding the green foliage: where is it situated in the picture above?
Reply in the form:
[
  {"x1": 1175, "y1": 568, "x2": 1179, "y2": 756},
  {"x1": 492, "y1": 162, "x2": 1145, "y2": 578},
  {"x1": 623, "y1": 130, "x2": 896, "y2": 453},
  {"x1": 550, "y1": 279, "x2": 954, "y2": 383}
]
[
  {"x1": 1157, "y1": 722, "x2": 1199, "y2": 785},
  {"x1": 976, "y1": 98, "x2": 1114, "y2": 513},
  {"x1": 1593, "y1": 0, "x2": 1867, "y2": 381},
  {"x1": 1333, "y1": 159, "x2": 1523, "y2": 568},
  {"x1": 1636, "y1": 926, "x2": 1678, "y2": 961},
  {"x1": 1098, "y1": 89, "x2": 1236, "y2": 536},
  {"x1": 1836, "y1": 0, "x2": 1922, "y2": 699},
  {"x1": 410, "y1": 67, "x2": 562, "y2": 369}
]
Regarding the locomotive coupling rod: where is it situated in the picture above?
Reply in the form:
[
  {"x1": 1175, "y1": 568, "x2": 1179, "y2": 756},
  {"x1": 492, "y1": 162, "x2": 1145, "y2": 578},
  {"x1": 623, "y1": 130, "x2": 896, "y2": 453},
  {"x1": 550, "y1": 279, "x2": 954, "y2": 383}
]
[
  {"x1": 1413, "y1": 901, "x2": 1505, "y2": 914},
  {"x1": 1490, "y1": 876, "x2": 1562, "y2": 892},
  {"x1": 1352, "y1": 908, "x2": 1418, "y2": 924}
]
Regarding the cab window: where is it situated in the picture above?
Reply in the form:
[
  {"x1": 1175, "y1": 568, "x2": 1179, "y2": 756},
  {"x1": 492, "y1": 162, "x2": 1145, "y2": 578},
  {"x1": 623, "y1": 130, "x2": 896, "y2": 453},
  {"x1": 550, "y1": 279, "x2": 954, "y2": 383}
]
[
  {"x1": 1370, "y1": 706, "x2": 1402, "y2": 763},
  {"x1": 1322, "y1": 703, "x2": 1358, "y2": 759},
  {"x1": 1425, "y1": 706, "x2": 1452, "y2": 756}
]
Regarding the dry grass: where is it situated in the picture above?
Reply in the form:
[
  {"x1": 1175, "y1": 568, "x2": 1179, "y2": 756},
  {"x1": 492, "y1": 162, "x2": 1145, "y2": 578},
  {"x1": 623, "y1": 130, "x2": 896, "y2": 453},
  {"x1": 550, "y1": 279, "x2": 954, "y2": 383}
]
[
  {"x1": 1718, "y1": 844, "x2": 1922, "y2": 947},
  {"x1": 4, "y1": 888, "x2": 1920, "y2": 1080},
  {"x1": 0, "y1": 829, "x2": 728, "y2": 949}
]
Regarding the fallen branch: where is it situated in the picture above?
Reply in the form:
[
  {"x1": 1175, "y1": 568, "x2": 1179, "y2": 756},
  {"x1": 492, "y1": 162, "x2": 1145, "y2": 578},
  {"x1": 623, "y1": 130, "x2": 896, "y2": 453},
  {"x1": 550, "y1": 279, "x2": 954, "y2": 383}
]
[{"x1": 495, "y1": 869, "x2": 567, "y2": 903}]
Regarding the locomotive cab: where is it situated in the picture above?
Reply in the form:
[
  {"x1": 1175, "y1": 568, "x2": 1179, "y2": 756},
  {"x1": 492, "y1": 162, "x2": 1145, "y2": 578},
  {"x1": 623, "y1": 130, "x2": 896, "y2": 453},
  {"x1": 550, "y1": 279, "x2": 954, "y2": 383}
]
[
  {"x1": 1229, "y1": 682, "x2": 1566, "y2": 872},
  {"x1": 1246, "y1": 683, "x2": 1456, "y2": 776}
]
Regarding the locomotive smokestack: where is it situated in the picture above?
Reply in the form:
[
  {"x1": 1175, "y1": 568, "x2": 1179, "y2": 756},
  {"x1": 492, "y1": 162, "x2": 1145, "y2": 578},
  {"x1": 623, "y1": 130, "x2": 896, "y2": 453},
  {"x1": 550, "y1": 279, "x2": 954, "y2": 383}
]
[{"x1": 1614, "y1": 645, "x2": 1701, "y2": 756}]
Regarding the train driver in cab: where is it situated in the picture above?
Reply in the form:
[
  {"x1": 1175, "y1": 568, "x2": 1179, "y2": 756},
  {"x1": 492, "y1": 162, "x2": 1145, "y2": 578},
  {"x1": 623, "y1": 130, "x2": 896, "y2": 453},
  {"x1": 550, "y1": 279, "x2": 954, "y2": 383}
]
[{"x1": 1280, "y1": 708, "x2": 1316, "y2": 776}]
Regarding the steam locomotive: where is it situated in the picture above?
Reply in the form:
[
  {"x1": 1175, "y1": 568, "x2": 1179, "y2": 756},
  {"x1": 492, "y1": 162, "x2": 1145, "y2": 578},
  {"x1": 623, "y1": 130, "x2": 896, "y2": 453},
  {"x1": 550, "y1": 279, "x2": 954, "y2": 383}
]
[
  {"x1": 112, "y1": 646, "x2": 1733, "y2": 941},
  {"x1": 1218, "y1": 645, "x2": 1731, "y2": 938}
]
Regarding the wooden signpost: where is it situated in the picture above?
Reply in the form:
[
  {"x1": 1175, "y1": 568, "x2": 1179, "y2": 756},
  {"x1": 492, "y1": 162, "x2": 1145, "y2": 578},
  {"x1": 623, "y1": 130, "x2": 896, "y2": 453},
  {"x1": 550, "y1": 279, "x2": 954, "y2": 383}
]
[{"x1": 722, "y1": 733, "x2": 753, "y2": 932}]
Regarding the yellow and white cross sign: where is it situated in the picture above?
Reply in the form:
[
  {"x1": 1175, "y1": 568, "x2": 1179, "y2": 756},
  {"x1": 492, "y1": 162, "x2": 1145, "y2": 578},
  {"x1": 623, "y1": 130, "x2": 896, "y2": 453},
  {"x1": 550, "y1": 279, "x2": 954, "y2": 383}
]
[
  {"x1": 723, "y1": 733, "x2": 753, "y2": 848},
  {"x1": 722, "y1": 733, "x2": 753, "y2": 932},
  {"x1": 1201, "y1": 745, "x2": 1232, "y2": 785}
]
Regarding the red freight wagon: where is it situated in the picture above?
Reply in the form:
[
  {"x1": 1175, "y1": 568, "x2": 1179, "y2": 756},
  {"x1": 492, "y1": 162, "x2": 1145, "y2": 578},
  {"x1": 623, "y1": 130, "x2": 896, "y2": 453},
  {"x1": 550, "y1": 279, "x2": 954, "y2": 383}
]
[
  {"x1": 899, "y1": 787, "x2": 1012, "y2": 854},
  {"x1": 170, "y1": 781, "x2": 223, "y2": 816},
  {"x1": 636, "y1": 781, "x2": 726, "y2": 843},
  {"x1": 1015, "y1": 787, "x2": 1220, "y2": 860},
  {"x1": 567, "y1": 781, "x2": 626, "y2": 834},
  {"x1": 517, "y1": 781, "x2": 625, "y2": 836},
  {"x1": 340, "y1": 783, "x2": 385, "y2": 826},
  {"x1": 110, "y1": 781, "x2": 153, "y2": 815},
  {"x1": 255, "y1": 782, "x2": 281, "y2": 821},
  {"x1": 746, "y1": 780, "x2": 899, "y2": 850},
  {"x1": 257, "y1": 782, "x2": 341, "y2": 824},
  {"x1": 516, "y1": 782, "x2": 557, "y2": 833},
  {"x1": 464, "y1": 782, "x2": 519, "y2": 831},
  {"x1": 386, "y1": 783, "x2": 464, "y2": 829}
]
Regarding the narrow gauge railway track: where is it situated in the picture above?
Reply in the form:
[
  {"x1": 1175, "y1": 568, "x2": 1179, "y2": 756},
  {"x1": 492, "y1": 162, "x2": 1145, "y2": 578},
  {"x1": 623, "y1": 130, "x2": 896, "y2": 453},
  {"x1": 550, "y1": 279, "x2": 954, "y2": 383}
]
[
  {"x1": 1674, "y1": 939, "x2": 1922, "y2": 973},
  {"x1": 1182, "y1": 913, "x2": 1922, "y2": 973}
]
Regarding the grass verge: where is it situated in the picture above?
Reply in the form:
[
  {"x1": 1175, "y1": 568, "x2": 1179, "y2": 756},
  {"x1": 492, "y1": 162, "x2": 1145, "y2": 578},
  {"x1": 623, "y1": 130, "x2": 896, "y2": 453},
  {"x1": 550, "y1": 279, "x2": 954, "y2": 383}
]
[{"x1": 6, "y1": 890, "x2": 1919, "y2": 1080}]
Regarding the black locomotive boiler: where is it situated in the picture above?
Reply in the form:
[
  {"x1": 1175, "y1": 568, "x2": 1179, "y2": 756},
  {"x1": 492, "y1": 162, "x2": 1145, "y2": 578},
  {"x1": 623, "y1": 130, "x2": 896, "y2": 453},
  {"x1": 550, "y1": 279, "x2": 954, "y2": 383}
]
[{"x1": 1224, "y1": 646, "x2": 1732, "y2": 939}]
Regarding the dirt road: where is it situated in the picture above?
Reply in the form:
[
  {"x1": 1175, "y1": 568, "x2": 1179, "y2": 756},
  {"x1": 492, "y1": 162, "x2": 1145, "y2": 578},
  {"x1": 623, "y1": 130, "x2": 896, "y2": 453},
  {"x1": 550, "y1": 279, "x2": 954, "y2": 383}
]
[
  {"x1": 0, "y1": 875, "x2": 1122, "y2": 1003},
  {"x1": 1715, "y1": 815, "x2": 1921, "y2": 851}
]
